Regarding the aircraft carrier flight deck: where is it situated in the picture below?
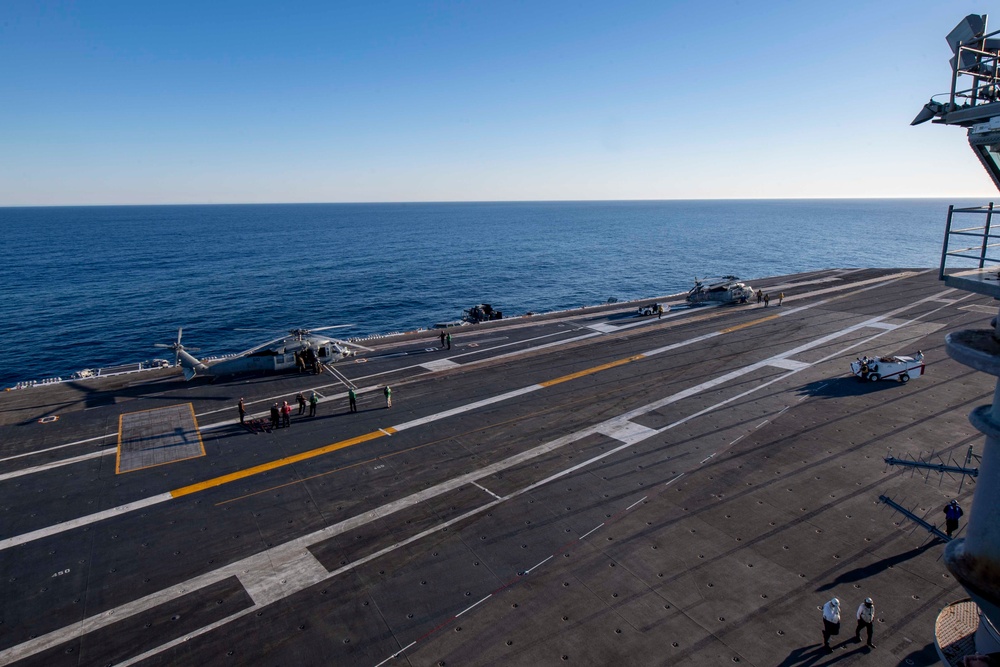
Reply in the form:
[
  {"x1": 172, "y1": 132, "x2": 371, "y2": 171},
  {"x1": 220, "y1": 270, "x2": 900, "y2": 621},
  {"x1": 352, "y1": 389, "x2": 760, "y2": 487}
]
[{"x1": 0, "y1": 268, "x2": 987, "y2": 666}]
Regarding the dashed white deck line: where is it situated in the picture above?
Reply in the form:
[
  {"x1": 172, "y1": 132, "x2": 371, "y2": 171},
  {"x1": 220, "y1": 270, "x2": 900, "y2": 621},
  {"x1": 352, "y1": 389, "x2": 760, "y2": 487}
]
[
  {"x1": 625, "y1": 496, "x2": 647, "y2": 511},
  {"x1": 373, "y1": 641, "x2": 417, "y2": 667},
  {"x1": 596, "y1": 420, "x2": 659, "y2": 445},
  {"x1": 419, "y1": 358, "x2": 461, "y2": 371},
  {"x1": 0, "y1": 448, "x2": 115, "y2": 482},
  {"x1": 579, "y1": 523, "x2": 604, "y2": 540},
  {"x1": 472, "y1": 481, "x2": 502, "y2": 500},
  {"x1": 0, "y1": 493, "x2": 171, "y2": 550},
  {"x1": 766, "y1": 358, "x2": 810, "y2": 371},
  {"x1": 524, "y1": 555, "x2": 553, "y2": 574},
  {"x1": 456, "y1": 594, "x2": 493, "y2": 617}
]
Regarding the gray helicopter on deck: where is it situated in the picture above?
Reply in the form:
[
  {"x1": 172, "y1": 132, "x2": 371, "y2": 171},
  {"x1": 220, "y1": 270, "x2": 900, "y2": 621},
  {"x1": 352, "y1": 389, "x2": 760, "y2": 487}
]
[
  {"x1": 685, "y1": 276, "x2": 756, "y2": 305},
  {"x1": 155, "y1": 326, "x2": 373, "y2": 380}
]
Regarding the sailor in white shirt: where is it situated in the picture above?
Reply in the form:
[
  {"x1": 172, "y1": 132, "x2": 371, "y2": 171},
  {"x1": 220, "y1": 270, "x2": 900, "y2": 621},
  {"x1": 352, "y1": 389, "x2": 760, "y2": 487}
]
[
  {"x1": 855, "y1": 597, "x2": 876, "y2": 649},
  {"x1": 822, "y1": 597, "x2": 841, "y2": 650}
]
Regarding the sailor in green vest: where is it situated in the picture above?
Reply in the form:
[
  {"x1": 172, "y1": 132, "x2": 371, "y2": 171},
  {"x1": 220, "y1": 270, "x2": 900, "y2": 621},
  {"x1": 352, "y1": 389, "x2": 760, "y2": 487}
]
[
  {"x1": 384, "y1": 385, "x2": 392, "y2": 408},
  {"x1": 308, "y1": 391, "x2": 319, "y2": 417},
  {"x1": 348, "y1": 387, "x2": 357, "y2": 413}
]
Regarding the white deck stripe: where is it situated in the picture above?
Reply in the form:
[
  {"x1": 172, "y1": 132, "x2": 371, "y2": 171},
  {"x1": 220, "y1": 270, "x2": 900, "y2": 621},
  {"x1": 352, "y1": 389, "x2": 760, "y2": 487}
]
[
  {"x1": 0, "y1": 493, "x2": 171, "y2": 550},
  {"x1": 391, "y1": 385, "x2": 543, "y2": 432},
  {"x1": 419, "y1": 358, "x2": 460, "y2": 371},
  {"x1": 767, "y1": 358, "x2": 809, "y2": 371},
  {"x1": 0, "y1": 448, "x2": 114, "y2": 482},
  {"x1": 0, "y1": 433, "x2": 116, "y2": 463}
]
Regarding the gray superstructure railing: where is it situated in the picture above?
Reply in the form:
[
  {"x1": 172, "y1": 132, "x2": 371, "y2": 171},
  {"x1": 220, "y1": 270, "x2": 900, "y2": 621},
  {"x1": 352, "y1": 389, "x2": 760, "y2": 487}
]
[{"x1": 940, "y1": 202, "x2": 1000, "y2": 279}]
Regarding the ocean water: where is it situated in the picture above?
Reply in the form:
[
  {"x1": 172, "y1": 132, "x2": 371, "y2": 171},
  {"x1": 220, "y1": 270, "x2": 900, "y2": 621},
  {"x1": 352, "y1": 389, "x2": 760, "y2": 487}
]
[{"x1": 0, "y1": 199, "x2": 983, "y2": 386}]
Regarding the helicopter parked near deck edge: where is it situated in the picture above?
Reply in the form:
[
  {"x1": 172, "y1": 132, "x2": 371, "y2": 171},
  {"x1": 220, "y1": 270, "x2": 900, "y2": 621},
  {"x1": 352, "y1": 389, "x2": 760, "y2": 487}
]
[{"x1": 154, "y1": 326, "x2": 372, "y2": 380}]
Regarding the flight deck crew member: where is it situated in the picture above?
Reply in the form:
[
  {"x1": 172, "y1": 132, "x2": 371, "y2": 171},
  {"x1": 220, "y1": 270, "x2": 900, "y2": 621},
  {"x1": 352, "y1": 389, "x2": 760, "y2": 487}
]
[
  {"x1": 384, "y1": 385, "x2": 392, "y2": 408},
  {"x1": 944, "y1": 500, "x2": 964, "y2": 537},
  {"x1": 309, "y1": 392, "x2": 318, "y2": 417},
  {"x1": 763, "y1": 293, "x2": 770, "y2": 307},
  {"x1": 855, "y1": 597, "x2": 876, "y2": 648},
  {"x1": 757, "y1": 290, "x2": 763, "y2": 304},
  {"x1": 238, "y1": 398, "x2": 246, "y2": 424},
  {"x1": 296, "y1": 392, "x2": 306, "y2": 415},
  {"x1": 778, "y1": 292, "x2": 785, "y2": 306},
  {"x1": 349, "y1": 388, "x2": 357, "y2": 413},
  {"x1": 446, "y1": 333, "x2": 451, "y2": 350},
  {"x1": 821, "y1": 597, "x2": 841, "y2": 651},
  {"x1": 282, "y1": 401, "x2": 291, "y2": 427},
  {"x1": 270, "y1": 404, "x2": 281, "y2": 430},
  {"x1": 440, "y1": 331, "x2": 446, "y2": 348}
]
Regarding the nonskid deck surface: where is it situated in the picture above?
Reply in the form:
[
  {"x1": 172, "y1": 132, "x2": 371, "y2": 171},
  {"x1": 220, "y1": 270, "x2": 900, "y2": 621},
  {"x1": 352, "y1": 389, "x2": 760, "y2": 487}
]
[{"x1": 0, "y1": 268, "x2": 987, "y2": 666}]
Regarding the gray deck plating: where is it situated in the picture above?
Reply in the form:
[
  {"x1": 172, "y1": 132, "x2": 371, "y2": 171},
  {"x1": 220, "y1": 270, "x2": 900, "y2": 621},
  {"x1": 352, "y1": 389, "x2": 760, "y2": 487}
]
[
  {"x1": 117, "y1": 404, "x2": 205, "y2": 473},
  {"x1": 0, "y1": 269, "x2": 988, "y2": 666}
]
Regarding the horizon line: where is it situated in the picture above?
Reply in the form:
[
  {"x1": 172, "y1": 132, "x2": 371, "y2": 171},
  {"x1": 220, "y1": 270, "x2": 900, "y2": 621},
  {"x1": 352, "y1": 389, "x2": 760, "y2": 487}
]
[{"x1": 2, "y1": 195, "x2": 997, "y2": 209}]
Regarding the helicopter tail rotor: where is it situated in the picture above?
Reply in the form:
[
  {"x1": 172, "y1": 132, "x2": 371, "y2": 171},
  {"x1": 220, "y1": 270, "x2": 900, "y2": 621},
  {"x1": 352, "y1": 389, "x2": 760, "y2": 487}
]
[{"x1": 154, "y1": 327, "x2": 208, "y2": 379}]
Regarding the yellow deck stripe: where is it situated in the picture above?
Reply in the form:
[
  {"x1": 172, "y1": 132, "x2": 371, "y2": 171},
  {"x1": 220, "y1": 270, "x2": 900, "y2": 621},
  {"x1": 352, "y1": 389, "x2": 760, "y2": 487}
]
[
  {"x1": 170, "y1": 427, "x2": 396, "y2": 498},
  {"x1": 538, "y1": 354, "x2": 645, "y2": 387},
  {"x1": 720, "y1": 314, "x2": 781, "y2": 334}
]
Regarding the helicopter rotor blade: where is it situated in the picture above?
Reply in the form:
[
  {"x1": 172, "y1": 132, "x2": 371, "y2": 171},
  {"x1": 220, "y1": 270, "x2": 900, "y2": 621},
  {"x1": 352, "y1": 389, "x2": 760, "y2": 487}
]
[
  {"x1": 309, "y1": 324, "x2": 355, "y2": 332},
  {"x1": 153, "y1": 343, "x2": 172, "y2": 349},
  {"x1": 339, "y1": 339, "x2": 374, "y2": 352}
]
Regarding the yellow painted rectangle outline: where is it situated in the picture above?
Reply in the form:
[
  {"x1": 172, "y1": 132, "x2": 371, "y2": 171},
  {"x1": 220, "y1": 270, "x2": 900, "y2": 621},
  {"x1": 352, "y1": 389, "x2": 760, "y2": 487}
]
[{"x1": 116, "y1": 403, "x2": 207, "y2": 474}]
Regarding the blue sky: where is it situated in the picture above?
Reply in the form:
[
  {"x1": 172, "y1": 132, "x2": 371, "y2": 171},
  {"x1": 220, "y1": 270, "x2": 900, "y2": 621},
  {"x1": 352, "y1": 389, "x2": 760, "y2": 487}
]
[{"x1": 0, "y1": 0, "x2": 996, "y2": 205}]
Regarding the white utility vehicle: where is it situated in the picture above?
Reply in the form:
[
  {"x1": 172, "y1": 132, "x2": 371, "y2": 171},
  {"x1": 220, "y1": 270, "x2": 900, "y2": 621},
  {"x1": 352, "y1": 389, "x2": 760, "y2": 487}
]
[{"x1": 850, "y1": 351, "x2": 925, "y2": 383}]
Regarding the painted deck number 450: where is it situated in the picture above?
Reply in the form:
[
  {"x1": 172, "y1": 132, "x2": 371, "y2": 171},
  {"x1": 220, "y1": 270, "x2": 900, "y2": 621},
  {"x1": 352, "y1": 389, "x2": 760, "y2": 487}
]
[{"x1": 52, "y1": 569, "x2": 71, "y2": 577}]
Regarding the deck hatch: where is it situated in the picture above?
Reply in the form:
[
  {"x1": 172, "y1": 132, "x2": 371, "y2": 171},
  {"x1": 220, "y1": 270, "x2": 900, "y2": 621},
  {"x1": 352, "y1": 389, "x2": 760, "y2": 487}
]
[{"x1": 116, "y1": 403, "x2": 206, "y2": 473}]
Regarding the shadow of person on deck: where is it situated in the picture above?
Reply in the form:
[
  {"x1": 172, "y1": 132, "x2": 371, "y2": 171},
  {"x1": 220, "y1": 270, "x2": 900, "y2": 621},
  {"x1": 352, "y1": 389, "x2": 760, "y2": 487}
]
[
  {"x1": 777, "y1": 641, "x2": 869, "y2": 666},
  {"x1": 816, "y1": 540, "x2": 942, "y2": 592}
]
